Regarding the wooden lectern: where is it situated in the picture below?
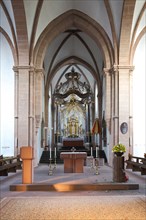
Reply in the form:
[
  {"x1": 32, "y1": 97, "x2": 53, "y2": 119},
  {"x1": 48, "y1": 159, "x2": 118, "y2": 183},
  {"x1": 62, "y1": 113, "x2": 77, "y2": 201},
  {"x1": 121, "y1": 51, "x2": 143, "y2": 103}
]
[{"x1": 20, "y1": 146, "x2": 34, "y2": 184}]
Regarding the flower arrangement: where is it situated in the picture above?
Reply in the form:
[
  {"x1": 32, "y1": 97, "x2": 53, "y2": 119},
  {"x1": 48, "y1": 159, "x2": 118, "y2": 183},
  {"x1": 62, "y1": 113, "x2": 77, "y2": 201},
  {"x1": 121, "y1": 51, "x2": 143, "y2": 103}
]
[{"x1": 112, "y1": 143, "x2": 126, "y2": 153}]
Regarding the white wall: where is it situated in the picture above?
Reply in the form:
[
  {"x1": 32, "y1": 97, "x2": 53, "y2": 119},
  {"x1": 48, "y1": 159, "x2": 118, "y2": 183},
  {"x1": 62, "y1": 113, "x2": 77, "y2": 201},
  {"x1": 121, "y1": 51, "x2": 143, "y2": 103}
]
[
  {"x1": 133, "y1": 34, "x2": 146, "y2": 157},
  {"x1": 0, "y1": 34, "x2": 14, "y2": 156}
]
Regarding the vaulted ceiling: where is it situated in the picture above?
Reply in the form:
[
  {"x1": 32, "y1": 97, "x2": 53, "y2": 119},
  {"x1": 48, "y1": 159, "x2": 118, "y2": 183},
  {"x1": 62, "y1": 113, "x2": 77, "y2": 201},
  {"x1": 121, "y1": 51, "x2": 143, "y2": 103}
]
[{"x1": 0, "y1": 0, "x2": 145, "y2": 93}]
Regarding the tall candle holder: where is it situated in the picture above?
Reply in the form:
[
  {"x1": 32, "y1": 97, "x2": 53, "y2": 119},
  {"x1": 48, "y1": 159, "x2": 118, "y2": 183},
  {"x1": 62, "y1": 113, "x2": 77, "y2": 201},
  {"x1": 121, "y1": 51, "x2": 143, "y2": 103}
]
[
  {"x1": 89, "y1": 146, "x2": 94, "y2": 170},
  {"x1": 53, "y1": 147, "x2": 57, "y2": 169},
  {"x1": 95, "y1": 158, "x2": 99, "y2": 175},
  {"x1": 48, "y1": 158, "x2": 53, "y2": 175},
  {"x1": 54, "y1": 156, "x2": 57, "y2": 169},
  {"x1": 90, "y1": 157, "x2": 94, "y2": 169}
]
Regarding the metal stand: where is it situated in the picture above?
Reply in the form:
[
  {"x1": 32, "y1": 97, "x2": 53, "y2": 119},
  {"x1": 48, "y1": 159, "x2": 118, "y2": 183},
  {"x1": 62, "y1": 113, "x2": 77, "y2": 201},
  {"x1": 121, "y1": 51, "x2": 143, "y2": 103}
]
[
  {"x1": 95, "y1": 158, "x2": 99, "y2": 175},
  {"x1": 48, "y1": 158, "x2": 53, "y2": 175},
  {"x1": 54, "y1": 156, "x2": 57, "y2": 170},
  {"x1": 90, "y1": 157, "x2": 95, "y2": 172}
]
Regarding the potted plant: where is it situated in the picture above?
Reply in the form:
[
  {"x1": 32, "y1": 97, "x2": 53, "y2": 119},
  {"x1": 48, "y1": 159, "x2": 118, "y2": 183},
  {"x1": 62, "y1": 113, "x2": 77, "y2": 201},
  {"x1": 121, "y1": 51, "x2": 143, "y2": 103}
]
[{"x1": 112, "y1": 143, "x2": 126, "y2": 156}]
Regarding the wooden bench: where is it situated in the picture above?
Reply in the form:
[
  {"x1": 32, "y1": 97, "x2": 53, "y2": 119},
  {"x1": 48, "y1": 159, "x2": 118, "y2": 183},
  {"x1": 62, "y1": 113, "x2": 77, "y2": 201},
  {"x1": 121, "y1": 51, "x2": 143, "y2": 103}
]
[
  {"x1": 0, "y1": 156, "x2": 22, "y2": 176},
  {"x1": 125, "y1": 155, "x2": 146, "y2": 175}
]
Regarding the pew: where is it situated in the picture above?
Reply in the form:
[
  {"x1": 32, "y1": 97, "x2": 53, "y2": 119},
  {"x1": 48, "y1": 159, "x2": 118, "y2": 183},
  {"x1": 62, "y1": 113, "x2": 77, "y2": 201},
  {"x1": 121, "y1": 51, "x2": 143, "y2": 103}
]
[
  {"x1": 0, "y1": 155, "x2": 22, "y2": 176},
  {"x1": 125, "y1": 155, "x2": 146, "y2": 175}
]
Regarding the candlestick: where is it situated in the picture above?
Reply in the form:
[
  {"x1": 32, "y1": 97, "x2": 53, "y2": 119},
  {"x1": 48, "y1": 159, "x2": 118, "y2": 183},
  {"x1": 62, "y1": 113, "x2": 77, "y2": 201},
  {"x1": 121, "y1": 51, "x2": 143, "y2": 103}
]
[
  {"x1": 95, "y1": 158, "x2": 99, "y2": 175},
  {"x1": 55, "y1": 147, "x2": 56, "y2": 158},
  {"x1": 96, "y1": 147, "x2": 98, "y2": 158},
  {"x1": 48, "y1": 158, "x2": 53, "y2": 175},
  {"x1": 50, "y1": 147, "x2": 51, "y2": 159},
  {"x1": 91, "y1": 147, "x2": 93, "y2": 156},
  {"x1": 53, "y1": 147, "x2": 57, "y2": 170}
]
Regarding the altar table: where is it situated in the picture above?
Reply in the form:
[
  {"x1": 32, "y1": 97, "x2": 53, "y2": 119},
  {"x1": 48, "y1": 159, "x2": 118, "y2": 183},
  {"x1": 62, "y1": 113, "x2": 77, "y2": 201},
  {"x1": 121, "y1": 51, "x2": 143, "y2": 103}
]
[
  {"x1": 60, "y1": 152, "x2": 87, "y2": 173},
  {"x1": 62, "y1": 138, "x2": 84, "y2": 147}
]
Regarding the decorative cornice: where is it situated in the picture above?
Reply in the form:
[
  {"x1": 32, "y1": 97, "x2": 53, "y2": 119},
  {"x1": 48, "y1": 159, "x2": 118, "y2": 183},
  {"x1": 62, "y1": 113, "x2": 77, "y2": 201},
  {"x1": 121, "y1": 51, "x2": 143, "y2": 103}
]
[
  {"x1": 54, "y1": 89, "x2": 92, "y2": 99},
  {"x1": 113, "y1": 65, "x2": 135, "y2": 71},
  {"x1": 13, "y1": 65, "x2": 33, "y2": 71},
  {"x1": 13, "y1": 66, "x2": 45, "y2": 77},
  {"x1": 103, "y1": 65, "x2": 135, "y2": 76}
]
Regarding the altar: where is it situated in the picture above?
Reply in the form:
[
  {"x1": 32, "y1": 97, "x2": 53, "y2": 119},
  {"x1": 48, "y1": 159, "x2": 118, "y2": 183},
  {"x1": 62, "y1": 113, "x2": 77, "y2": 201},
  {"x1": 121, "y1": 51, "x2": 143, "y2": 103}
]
[
  {"x1": 63, "y1": 137, "x2": 84, "y2": 147},
  {"x1": 60, "y1": 152, "x2": 87, "y2": 173}
]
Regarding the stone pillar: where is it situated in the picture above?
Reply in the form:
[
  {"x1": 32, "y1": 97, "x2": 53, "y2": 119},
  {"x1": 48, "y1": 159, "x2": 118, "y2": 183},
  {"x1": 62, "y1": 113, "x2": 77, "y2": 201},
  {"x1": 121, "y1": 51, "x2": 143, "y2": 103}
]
[
  {"x1": 55, "y1": 103, "x2": 59, "y2": 143},
  {"x1": 129, "y1": 69, "x2": 134, "y2": 154},
  {"x1": 29, "y1": 67, "x2": 35, "y2": 147},
  {"x1": 35, "y1": 69, "x2": 44, "y2": 134},
  {"x1": 51, "y1": 99, "x2": 55, "y2": 146},
  {"x1": 112, "y1": 66, "x2": 119, "y2": 145},
  {"x1": 15, "y1": 66, "x2": 30, "y2": 147},
  {"x1": 87, "y1": 102, "x2": 91, "y2": 143},
  {"x1": 57, "y1": 104, "x2": 61, "y2": 142},
  {"x1": 85, "y1": 102, "x2": 88, "y2": 142},
  {"x1": 103, "y1": 68, "x2": 112, "y2": 134},
  {"x1": 34, "y1": 68, "x2": 44, "y2": 165},
  {"x1": 13, "y1": 67, "x2": 19, "y2": 155},
  {"x1": 98, "y1": 92, "x2": 102, "y2": 149},
  {"x1": 118, "y1": 65, "x2": 134, "y2": 159},
  {"x1": 103, "y1": 68, "x2": 113, "y2": 165}
]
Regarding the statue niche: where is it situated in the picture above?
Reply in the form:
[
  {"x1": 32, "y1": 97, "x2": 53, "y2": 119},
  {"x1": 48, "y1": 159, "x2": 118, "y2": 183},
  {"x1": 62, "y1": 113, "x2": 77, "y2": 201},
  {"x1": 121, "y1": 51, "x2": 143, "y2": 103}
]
[{"x1": 67, "y1": 117, "x2": 79, "y2": 138}]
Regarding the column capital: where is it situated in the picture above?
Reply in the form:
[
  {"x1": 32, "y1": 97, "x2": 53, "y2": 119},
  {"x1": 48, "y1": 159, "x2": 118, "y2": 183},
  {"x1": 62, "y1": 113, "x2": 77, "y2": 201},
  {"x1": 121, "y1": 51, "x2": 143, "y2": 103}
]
[
  {"x1": 13, "y1": 65, "x2": 31, "y2": 71},
  {"x1": 35, "y1": 68, "x2": 45, "y2": 77},
  {"x1": 113, "y1": 64, "x2": 134, "y2": 71},
  {"x1": 103, "y1": 68, "x2": 112, "y2": 77},
  {"x1": 103, "y1": 65, "x2": 135, "y2": 76},
  {"x1": 13, "y1": 66, "x2": 45, "y2": 77}
]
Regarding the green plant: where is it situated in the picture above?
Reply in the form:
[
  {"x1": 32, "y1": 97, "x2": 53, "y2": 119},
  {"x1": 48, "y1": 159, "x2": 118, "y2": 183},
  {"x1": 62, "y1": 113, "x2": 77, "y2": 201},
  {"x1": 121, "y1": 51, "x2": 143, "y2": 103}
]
[{"x1": 112, "y1": 143, "x2": 126, "y2": 153}]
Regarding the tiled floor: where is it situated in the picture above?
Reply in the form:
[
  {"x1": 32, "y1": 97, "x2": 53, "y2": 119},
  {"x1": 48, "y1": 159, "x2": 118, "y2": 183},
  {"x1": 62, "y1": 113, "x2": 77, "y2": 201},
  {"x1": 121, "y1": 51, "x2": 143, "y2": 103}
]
[
  {"x1": 0, "y1": 164, "x2": 146, "y2": 220},
  {"x1": 0, "y1": 163, "x2": 146, "y2": 198},
  {"x1": 1, "y1": 195, "x2": 146, "y2": 220}
]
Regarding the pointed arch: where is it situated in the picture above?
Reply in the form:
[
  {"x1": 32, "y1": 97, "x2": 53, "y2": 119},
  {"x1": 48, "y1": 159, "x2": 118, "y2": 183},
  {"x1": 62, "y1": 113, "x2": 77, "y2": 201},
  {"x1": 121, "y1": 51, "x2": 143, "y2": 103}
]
[
  {"x1": 0, "y1": 27, "x2": 17, "y2": 64},
  {"x1": 33, "y1": 9, "x2": 114, "y2": 69}
]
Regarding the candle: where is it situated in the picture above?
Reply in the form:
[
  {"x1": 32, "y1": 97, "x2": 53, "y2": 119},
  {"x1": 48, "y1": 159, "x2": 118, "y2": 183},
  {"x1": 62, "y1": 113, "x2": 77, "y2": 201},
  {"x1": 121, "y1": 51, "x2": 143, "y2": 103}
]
[
  {"x1": 50, "y1": 147, "x2": 51, "y2": 159},
  {"x1": 91, "y1": 147, "x2": 93, "y2": 156},
  {"x1": 55, "y1": 147, "x2": 56, "y2": 158},
  {"x1": 96, "y1": 147, "x2": 98, "y2": 158}
]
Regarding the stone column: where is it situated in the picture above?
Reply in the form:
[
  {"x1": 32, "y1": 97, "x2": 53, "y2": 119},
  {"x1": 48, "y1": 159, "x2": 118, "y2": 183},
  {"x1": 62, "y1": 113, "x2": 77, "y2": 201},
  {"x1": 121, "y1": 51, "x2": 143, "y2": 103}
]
[
  {"x1": 103, "y1": 68, "x2": 112, "y2": 165},
  {"x1": 57, "y1": 104, "x2": 61, "y2": 142},
  {"x1": 87, "y1": 102, "x2": 91, "y2": 143},
  {"x1": 85, "y1": 102, "x2": 88, "y2": 142},
  {"x1": 34, "y1": 68, "x2": 44, "y2": 165},
  {"x1": 15, "y1": 66, "x2": 30, "y2": 147},
  {"x1": 98, "y1": 91, "x2": 102, "y2": 149},
  {"x1": 55, "y1": 103, "x2": 59, "y2": 144},
  {"x1": 51, "y1": 98, "x2": 55, "y2": 146},
  {"x1": 129, "y1": 68, "x2": 134, "y2": 154},
  {"x1": 29, "y1": 67, "x2": 35, "y2": 147},
  {"x1": 35, "y1": 69, "x2": 44, "y2": 134},
  {"x1": 103, "y1": 68, "x2": 112, "y2": 134},
  {"x1": 13, "y1": 67, "x2": 19, "y2": 155},
  {"x1": 118, "y1": 65, "x2": 134, "y2": 159},
  {"x1": 112, "y1": 65, "x2": 119, "y2": 145}
]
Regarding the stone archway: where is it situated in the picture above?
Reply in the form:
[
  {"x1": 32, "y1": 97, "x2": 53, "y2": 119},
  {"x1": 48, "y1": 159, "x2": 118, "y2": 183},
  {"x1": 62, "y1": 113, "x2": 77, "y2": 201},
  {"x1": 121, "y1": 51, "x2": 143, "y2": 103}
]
[
  {"x1": 33, "y1": 9, "x2": 114, "y2": 69},
  {"x1": 33, "y1": 9, "x2": 114, "y2": 140}
]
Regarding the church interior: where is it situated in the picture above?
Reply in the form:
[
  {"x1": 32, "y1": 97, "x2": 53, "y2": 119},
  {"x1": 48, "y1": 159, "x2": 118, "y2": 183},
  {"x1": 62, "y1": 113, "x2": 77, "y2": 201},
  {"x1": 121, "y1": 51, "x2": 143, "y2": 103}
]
[{"x1": 0, "y1": 0, "x2": 146, "y2": 219}]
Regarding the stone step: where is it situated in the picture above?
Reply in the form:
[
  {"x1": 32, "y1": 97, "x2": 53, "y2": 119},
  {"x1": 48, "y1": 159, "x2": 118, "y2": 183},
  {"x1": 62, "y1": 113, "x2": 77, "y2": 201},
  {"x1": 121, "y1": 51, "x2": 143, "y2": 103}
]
[{"x1": 10, "y1": 183, "x2": 139, "y2": 192}]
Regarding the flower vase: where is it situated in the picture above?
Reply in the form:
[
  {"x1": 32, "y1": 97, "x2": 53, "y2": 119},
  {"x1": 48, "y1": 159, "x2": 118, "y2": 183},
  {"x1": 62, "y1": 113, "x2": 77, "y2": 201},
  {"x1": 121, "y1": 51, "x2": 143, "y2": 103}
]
[{"x1": 114, "y1": 152, "x2": 124, "y2": 157}]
